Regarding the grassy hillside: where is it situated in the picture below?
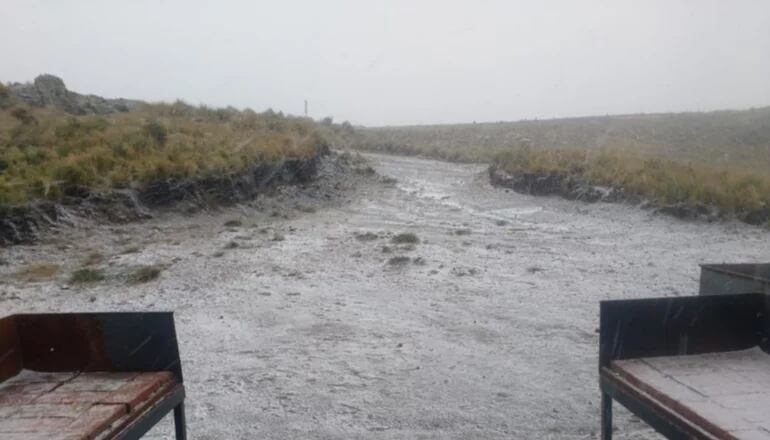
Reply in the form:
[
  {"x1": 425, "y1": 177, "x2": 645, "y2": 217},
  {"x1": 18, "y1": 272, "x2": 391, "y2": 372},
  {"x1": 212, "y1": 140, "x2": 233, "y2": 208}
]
[
  {"x1": 344, "y1": 108, "x2": 770, "y2": 221},
  {"x1": 0, "y1": 99, "x2": 326, "y2": 205},
  {"x1": 351, "y1": 108, "x2": 770, "y2": 170}
]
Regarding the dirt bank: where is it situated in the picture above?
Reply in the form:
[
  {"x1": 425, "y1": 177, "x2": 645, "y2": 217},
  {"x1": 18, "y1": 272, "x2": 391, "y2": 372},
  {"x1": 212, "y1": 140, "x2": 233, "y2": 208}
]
[
  {"x1": 2, "y1": 153, "x2": 769, "y2": 439},
  {"x1": 488, "y1": 165, "x2": 770, "y2": 225},
  {"x1": 0, "y1": 152, "x2": 325, "y2": 246}
]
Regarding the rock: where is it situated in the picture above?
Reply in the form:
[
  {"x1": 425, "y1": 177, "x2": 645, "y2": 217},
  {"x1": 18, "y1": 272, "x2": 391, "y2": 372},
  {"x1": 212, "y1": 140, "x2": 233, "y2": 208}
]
[{"x1": 7, "y1": 74, "x2": 142, "y2": 115}]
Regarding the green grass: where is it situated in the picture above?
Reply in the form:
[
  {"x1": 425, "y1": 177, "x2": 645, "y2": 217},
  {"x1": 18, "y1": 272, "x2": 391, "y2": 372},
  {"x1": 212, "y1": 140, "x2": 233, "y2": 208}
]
[
  {"x1": 70, "y1": 268, "x2": 105, "y2": 284},
  {"x1": 0, "y1": 101, "x2": 328, "y2": 205}
]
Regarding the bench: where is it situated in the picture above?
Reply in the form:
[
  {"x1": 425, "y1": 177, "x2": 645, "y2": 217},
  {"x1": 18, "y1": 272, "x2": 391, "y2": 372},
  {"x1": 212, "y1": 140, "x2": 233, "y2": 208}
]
[
  {"x1": 700, "y1": 263, "x2": 770, "y2": 296},
  {"x1": 0, "y1": 313, "x2": 186, "y2": 440},
  {"x1": 599, "y1": 293, "x2": 770, "y2": 439}
]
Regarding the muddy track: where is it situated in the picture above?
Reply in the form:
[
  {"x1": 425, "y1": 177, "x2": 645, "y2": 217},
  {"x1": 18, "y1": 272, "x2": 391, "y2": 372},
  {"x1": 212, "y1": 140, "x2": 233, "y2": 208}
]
[{"x1": 2, "y1": 153, "x2": 769, "y2": 439}]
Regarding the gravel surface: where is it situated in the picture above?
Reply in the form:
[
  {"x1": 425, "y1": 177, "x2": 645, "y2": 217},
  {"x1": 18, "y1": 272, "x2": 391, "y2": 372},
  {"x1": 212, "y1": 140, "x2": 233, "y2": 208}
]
[{"x1": 2, "y1": 153, "x2": 769, "y2": 439}]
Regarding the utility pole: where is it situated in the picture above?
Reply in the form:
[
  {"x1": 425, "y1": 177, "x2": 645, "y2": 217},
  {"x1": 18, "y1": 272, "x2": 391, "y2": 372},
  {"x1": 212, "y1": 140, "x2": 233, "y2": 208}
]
[{"x1": 304, "y1": 100, "x2": 308, "y2": 117}]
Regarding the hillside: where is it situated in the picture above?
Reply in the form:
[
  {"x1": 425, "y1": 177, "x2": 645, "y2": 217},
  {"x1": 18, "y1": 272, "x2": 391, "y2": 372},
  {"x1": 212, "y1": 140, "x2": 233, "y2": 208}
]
[
  {"x1": 350, "y1": 108, "x2": 770, "y2": 172},
  {"x1": 0, "y1": 75, "x2": 330, "y2": 244}
]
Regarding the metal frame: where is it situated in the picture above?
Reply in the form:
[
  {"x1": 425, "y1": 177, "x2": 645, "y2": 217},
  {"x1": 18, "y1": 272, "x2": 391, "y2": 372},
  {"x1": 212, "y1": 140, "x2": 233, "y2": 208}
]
[
  {"x1": 598, "y1": 293, "x2": 768, "y2": 439},
  {"x1": 699, "y1": 263, "x2": 770, "y2": 295},
  {"x1": 112, "y1": 384, "x2": 186, "y2": 440},
  {"x1": 0, "y1": 312, "x2": 187, "y2": 439}
]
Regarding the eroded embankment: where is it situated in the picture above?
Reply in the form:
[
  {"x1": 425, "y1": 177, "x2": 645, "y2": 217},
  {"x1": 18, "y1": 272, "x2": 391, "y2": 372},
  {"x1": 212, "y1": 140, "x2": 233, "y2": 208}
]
[
  {"x1": 0, "y1": 153, "x2": 324, "y2": 246},
  {"x1": 488, "y1": 165, "x2": 770, "y2": 225}
]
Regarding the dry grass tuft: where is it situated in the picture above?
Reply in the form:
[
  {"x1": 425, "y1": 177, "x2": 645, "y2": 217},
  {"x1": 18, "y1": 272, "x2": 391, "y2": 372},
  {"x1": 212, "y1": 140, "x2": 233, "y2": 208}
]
[
  {"x1": 15, "y1": 262, "x2": 60, "y2": 282},
  {"x1": 127, "y1": 265, "x2": 162, "y2": 284}
]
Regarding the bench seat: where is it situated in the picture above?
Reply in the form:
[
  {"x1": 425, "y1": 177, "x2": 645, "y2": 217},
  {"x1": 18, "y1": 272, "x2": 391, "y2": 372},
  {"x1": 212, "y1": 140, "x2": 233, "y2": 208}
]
[
  {"x1": 0, "y1": 370, "x2": 178, "y2": 440},
  {"x1": 606, "y1": 348, "x2": 770, "y2": 440}
]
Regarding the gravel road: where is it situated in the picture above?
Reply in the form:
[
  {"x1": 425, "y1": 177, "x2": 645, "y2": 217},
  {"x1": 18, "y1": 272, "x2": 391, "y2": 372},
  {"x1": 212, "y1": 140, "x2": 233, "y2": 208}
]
[{"x1": 2, "y1": 153, "x2": 769, "y2": 439}]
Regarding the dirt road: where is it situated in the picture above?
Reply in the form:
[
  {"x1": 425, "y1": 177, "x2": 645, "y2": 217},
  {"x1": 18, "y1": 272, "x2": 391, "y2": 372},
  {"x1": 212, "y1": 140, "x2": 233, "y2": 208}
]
[{"x1": 2, "y1": 153, "x2": 769, "y2": 439}]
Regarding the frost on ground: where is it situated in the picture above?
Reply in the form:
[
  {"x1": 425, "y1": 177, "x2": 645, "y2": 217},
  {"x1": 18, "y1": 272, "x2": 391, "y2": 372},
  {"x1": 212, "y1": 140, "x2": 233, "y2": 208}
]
[{"x1": 2, "y1": 153, "x2": 769, "y2": 439}]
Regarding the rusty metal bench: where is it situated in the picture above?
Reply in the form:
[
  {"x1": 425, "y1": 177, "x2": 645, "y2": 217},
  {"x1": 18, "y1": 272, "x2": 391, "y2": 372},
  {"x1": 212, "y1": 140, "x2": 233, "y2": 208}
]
[
  {"x1": 599, "y1": 293, "x2": 770, "y2": 439},
  {"x1": 0, "y1": 313, "x2": 186, "y2": 440}
]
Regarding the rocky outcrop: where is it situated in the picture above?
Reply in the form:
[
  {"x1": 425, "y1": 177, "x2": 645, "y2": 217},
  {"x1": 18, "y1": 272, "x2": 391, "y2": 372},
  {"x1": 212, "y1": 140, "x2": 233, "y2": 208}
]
[
  {"x1": 7, "y1": 74, "x2": 142, "y2": 115},
  {"x1": 0, "y1": 154, "x2": 324, "y2": 246}
]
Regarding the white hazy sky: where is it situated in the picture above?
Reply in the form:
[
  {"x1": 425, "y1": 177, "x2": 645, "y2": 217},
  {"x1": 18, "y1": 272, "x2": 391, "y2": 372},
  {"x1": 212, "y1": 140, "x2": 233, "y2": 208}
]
[{"x1": 2, "y1": 0, "x2": 770, "y2": 126}]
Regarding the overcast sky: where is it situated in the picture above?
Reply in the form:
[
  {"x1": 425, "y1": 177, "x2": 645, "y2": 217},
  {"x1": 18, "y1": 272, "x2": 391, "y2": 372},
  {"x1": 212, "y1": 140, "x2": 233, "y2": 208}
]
[{"x1": 2, "y1": 0, "x2": 769, "y2": 126}]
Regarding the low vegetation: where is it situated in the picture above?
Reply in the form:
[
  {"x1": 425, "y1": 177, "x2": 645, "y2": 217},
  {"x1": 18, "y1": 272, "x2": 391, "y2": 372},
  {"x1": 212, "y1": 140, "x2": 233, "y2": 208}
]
[
  {"x1": 15, "y1": 262, "x2": 59, "y2": 282},
  {"x1": 392, "y1": 232, "x2": 420, "y2": 244},
  {"x1": 0, "y1": 101, "x2": 327, "y2": 205},
  {"x1": 387, "y1": 256, "x2": 411, "y2": 266},
  {"x1": 70, "y1": 267, "x2": 105, "y2": 284},
  {"x1": 338, "y1": 108, "x2": 770, "y2": 223},
  {"x1": 492, "y1": 146, "x2": 770, "y2": 219},
  {"x1": 127, "y1": 265, "x2": 162, "y2": 283}
]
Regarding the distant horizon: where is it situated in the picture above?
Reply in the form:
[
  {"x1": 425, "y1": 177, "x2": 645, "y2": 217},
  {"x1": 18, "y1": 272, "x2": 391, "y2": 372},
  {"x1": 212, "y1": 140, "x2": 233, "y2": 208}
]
[{"x1": 6, "y1": 72, "x2": 769, "y2": 130}]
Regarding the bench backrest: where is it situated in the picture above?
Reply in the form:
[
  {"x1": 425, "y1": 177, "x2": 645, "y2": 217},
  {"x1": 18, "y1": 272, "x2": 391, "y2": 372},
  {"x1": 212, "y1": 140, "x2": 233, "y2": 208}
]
[
  {"x1": 0, "y1": 312, "x2": 182, "y2": 382},
  {"x1": 599, "y1": 293, "x2": 768, "y2": 368}
]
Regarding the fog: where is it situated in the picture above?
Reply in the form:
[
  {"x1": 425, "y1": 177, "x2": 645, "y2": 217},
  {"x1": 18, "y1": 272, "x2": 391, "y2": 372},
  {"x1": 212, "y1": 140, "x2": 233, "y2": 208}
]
[{"x1": 2, "y1": 0, "x2": 769, "y2": 126}]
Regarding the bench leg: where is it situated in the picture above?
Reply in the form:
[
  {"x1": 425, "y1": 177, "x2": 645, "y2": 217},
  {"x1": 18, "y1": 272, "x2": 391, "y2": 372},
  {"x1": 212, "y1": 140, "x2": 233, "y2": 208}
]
[
  {"x1": 601, "y1": 392, "x2": 612, "y2": 440},
  {"x1": 174, "y1": 402, "x2": 187, "y2": 440}
]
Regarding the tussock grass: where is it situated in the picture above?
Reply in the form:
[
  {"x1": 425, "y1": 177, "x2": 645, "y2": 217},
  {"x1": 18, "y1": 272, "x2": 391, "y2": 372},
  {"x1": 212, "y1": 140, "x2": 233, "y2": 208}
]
[
  {"x1": 70, "y1": 268, "x2": 105, "y2": 283},
  {"x1": 0, "y1": 102, "x2": 328, "y2": 205},
  {"x1": 493, "y1": 146, "x2": 770, "y2": 216},
  {"x1": 127, "y1": 265, "x2": 162, "y2": 283},
  {"x1": 392, "y1": 232, "x2": 419, "y2": 244}
]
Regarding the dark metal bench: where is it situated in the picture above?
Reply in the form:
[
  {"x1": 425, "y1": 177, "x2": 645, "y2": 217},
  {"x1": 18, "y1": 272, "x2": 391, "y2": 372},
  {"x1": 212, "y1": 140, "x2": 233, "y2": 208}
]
[
  {"x1": 599, "y1": 293, "x2": 770, "y2": 439},
  {"x1": 699, "y1": 263, "x2": 770, "y2": 296},
  {"x1": 0, "y1": 312, "x2": 186, "y2": 440}
]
